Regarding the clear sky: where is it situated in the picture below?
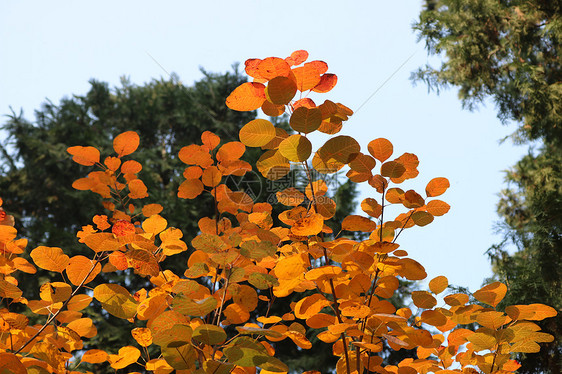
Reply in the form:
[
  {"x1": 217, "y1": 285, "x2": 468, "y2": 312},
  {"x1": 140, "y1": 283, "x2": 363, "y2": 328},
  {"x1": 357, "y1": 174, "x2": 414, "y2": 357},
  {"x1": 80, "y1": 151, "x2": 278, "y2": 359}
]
[{"x1": 0, "y1": 0, "x2": 526, "y2": 291}]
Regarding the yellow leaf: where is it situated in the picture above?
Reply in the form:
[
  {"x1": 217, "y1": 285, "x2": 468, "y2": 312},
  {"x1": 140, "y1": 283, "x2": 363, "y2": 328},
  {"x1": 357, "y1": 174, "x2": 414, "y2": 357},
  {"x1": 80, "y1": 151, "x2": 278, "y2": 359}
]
[
  {"x1": 93, "y1": 283, "x2": 139, "y2": 319},
  {"x1": 278, "y1": 134, "x2": 312, "y2": 162},
  {"x1": 505, "y1": 304, "x2": 558, "y2": 321},
  {"x1": 226, "y1": 82, "x2": 266, "y2": 111},
  {"x1": 132, "y1": 327, "x2": 153, "y2": 347},
  {"x1": 142, "y1": 214, "x2": 168, "y2": 236},
  {"x1": 412, "y1": 291, "x2": 437, "y2": 309},
  {"x1": 239, "y1": 119, "x2": 277, "y2": 147},
  {"x1": 108, "y1": 346, "x2": 140, "y2": 369}
]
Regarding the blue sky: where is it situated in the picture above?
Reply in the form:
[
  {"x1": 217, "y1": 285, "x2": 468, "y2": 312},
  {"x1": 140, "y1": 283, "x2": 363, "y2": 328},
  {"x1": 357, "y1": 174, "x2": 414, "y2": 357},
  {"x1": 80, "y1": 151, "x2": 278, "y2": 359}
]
[{"x1": 0, "y1": 1, "x2": 527, "y2": 291}]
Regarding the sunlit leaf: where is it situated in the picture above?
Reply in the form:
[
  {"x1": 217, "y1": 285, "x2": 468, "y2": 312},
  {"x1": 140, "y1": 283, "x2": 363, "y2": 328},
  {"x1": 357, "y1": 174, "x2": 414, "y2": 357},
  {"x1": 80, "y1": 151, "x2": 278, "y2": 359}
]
[
  {"x1": 412, "y1": 211, "x2": 434, "y2": 226},
  {"x1": 473, "y1": 282, "x2": 507, "y2": 307},
  {"x1": 467, "y1": 332, "x2": 497, "y2": 351},
  {"x1": 108, "y1": 346, "x2": 141, "y2": 369},
  {"x1": 276, "y1": 187, "x2": 305, "y2": 206},
  {"x1": 178, "y1": 178, "x2": 204, "y2": 199},
  {"x1": 132, "y1": 327, "x2": 153, "y2": 347},
  {"x1": 505, "y1": 304, "x2": 558, "y2": 321},
  {"x1": 293, "y1": 63, "x2": 322, "y2": 91},
  {"x1": 476, "y1": 311, "x2": 511, "y2": 329},
  {"x1": 257, "y1": 57, "x2": 292, "y2": 80},
  {"x1": 426, "y1": 177, "x2": 450, "y2": 197},
  {"x1": 67, "y1": 146, "x2": 100, "y2": 166},
  {"x1": 312, "y1": 135, "x2": 360, "y2": 174},
  {"x1": 93, "y1": 283, "x2": 139, "y2": 319},
  {"x1": 239, "y1": 119, "x2": 277, "y2": 147},
  {"x1": 30, "y1": 246, "x2": 69, "y2": 273},
  {"x1": 412, "y1": 291, "x2": 437, "y2": 309},
  {"x1": 256, "y1": 149, "x2": 290, "y2": 180},
  {"x1": 291, "y1": 213, "x2": 324, "y2": 236},
  {"x1": 217, "y1": 142, "x2": 246, "y2": 163},
  {"x1": 172, "y1": 295, "x2": 217, "y2": 317},
  {"x1": 128, "y1": 179, "x2": 149, "y2": 199},
  {"x1": 429, "y1": 275, "x2": 448, "y2": 294},
  {"x1": 113, "y1": 131, "x2": 140, "y2": 157},
  {"x1": 342, "y1": 215, "x2": 377, "y2": 232},
  {"x1": 312, "y1": 73, "x2": 338, "y2": 93},
  {"x1": 121, "y1": 159, "x2": 142, "y2": 174},
  {"x1": 286, "y1": 50, "x2": 308, "y2": 66},
  {"x1": 426, "y1": 200, "x2": 450, "y2": 216},
  {"x1": 367, "y1": 138, "x2": 393, "y2": 162},
  {"x1": 66, "y1": 255, "x2": 101, "y2": 286},
  {"x1": 278, "y1": 134, "x2": 312, "y2": 162},
  {"x1": 201, "y1": 131, "x2": 221, "y2": 151},
  {"x1": 81, "y1": 349, "x2": 108, "y2": 364},
  {"x1": 226, "y1": 82, "x2": 266, "y2": 111}
]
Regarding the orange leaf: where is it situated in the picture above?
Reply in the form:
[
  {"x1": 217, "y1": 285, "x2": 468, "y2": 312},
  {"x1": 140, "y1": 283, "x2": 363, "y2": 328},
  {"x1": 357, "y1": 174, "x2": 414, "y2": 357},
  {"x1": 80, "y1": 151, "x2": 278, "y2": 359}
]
[
  {"x1": 201, "y1": 131, "x2": 220, "y2": 151},
  {"x1": 505, "y1": 304, "x2": 558, "y2": 321},
  {"x1": 112, "y1": 220, "x2": 135, "y2": 237},
  {"x1": 257, "y1": 57, "x2": 292, "y2": 80},
  {"x1": 202, "y1": 166, "x2": 223, "y2": 187},
  {"x1": 104, "y1": 156, "x2": 121, "y2": 171},
  {"x1": 226, "y1": 82, "x2": 266, "y2": 111},
  {"x1": 81, "y1": 349, "x2": 108, "y2": 364},
  {"x1": 412, "y1": 291, "x2": 437, "y2": 309},
  {"x1": 128, "y1": 179, "x2": 149, "y2": 199},
  {"x1": 473, "y1": 282, "x2": 507, "y2": 307},
  {"x1": 178, "y1": 178, "x2": 204, "y2": 199},
  {"x1": 217, "y1": 142, "x2": 246, "y2": 163},
  {"x1": 368, "y1": 138, "x2": 393, "y2": 162},
  {"x1": 291, "y1": 213, "x2": 324, "y2": 236},
  {"x1": 108, "y1": 346, "x2": 141, "y2": 369},
  {"x1": 0, "y1": 353, "x2": 26, "y2": 374},
  {"x1": 286, "y1": 50, "x2": 309, "y2": 66},
  {"x1": 312, "y1": 73, "x2": 338, "y2": 93},
  {"x1": 276, "y1": 188, "x2": 305, "y2": 206},
  {"x1": 293, "y1": 63, "x2": 322, "y2": 91},
  {"x1": 67, "y1": 146, "x2": 100, "y2": 166},
  {"x1": 132, "y1": 327, "x2": 153, "y2": 347},
  {"x1": 66, "y1": 255, "x2": 101, "y2": 286},
  {"x1": 429, "y1": 275, "x2": 448, "y2": 294},
  {"x1": 121, "y1": 160, "x2": 142, "y2": 174},
  {"x1": 142, "y1": 203, "x2": 163, "y2": 217},
  {"x1": 30, "y1": 246, "x2": 69, "y2": 273},
  {"x1": 113, "y1": 131, "x2": 140, "y2": 157},
  {"x1": 342, "y1": 215, "x2": 377, "y2": 232},
  {"x1": 142, "y1": 214, "x2": 168, "y2": 235},
  {"x1": 426, "y1": 200, "x2": 450, "y2": 216},
  {"x1": 426, "y1": 177, "x2": 450, "y2": 197}
]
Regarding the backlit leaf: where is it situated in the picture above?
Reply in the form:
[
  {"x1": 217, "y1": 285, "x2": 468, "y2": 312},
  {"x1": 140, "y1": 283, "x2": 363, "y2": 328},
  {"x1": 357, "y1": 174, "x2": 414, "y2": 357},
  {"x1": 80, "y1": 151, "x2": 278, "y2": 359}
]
[
  {"x1": 266, "y1": 76, "x2": 297, "y2": 105},
  {"x1": 257, "y1": 57, "x2": 292, "y2": 80},
  {"x1": 291, "y1": 213, "x2": 324, "y2": 236},
  {"x1": 505, "y1": 304, "x2": 558, "y2": 321},
  {"x1": 192, "y1": 324, "x2": 227, "y2": 345},
  {"x1": 239, "y1": 119, "x2": 276, "y2": 147},
  {"x1": 178, "y1": 178, "x2": 204, "y2": 199},
  {"x1": 473, "y1": 282, "x2": 507, "y2": 307},
  {"x1": 128, "y1": 179, "x2": 149, "y2": 199},
  {"x1": 412, "y1": 291, "x2": 437, "y2": 309},
  {"x1": 426, "y1": 177, "x2": 450, "y2": 197},
  {"x1": 81, "y1": 349, "x2": 108, "y2": 364},
  {"x1": 368, "y1": 138, "x2": 393, "y2": 162},
  {"x1": 217, "y1": 142, "x2": 246, "y2": 163},
  {"x1": 293, "y1": 63, "x2": 322, "y2": 91},
  {"x1": 121, "y1": 160, "x2": 142, "y2": 174},
  {"x1": 286, "y1": 50, "x2": 308, "y2": 66},
  {"x1": 312, "y1": 135, "x2": 360, "y2": 174},
  {"x1": 132, "y1": 327, "x2": 153, "y2": 347},
  {"x1": 429, "y1": 275, "x2": 448, "y2": 294},
  {"x1": 108, "y1": 346, "x2": 140, "y2": 369},
  {"x1": 93, "y1": 283, "x2": 139, "y2": 319},
  {"x1": 426, "y1": 200, "x2": 450, "y2": 216},
  {"x1": 312, "y1": 73, "x2": 338, "y2": 93},
  {"x1": 113, "y1": 131, "x2": 140, "y2": 157},
  {"x1": 476, "y1": 311, "x2": 510, "y2": 329},
  {"x1": 341, "y1": 215, "x2": 377, "y2": 232},
  {"x1": 66, "y1": 255, "x2": 101, "y2": 286},
  {"x1": 467, "y1": 332, "x2": 497, "y2": 351},
  {"x1": 412, "y1": 211, "x2": 434, "y2": 226},
  {"x1": 67, "y1": 146, "x2": 100, "y2": 166},
  {"x1": 278, "y1": 134, "x2": 312, "y2": 162},
  {"x1": 226, "y1": 82, "x2": 266, "y2": 111},
  {"x1": 201, "y1": 131, "x2": 220, "y2": 151},
  {"x1": 290, "y1": 107, "x2": 322, "y2": 134},
  {"x1": 380, "y1": 161, "x2": 406, "y2": 178},
  {"x1": 30, "y1": 246, "x2": 69, "y2": 273},
  {"x1": 276, "y1": 187, "x2": 305, "y2": 206},
  {"x1": 172, "y1": 295, "x2": 217, "y2": 317},
  {"x1": 256, "y1": 149, "x2": 290, "y2": 180},
  {"x1": 0, "y1": 353, "x2": 26, "y2": 374}
]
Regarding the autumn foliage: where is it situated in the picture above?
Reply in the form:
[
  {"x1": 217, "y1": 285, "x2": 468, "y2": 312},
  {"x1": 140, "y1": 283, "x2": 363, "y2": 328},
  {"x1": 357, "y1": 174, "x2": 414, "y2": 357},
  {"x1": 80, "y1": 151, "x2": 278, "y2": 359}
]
[{"x1": 0, "y1": 50, "x2": 557, "y2": 374}]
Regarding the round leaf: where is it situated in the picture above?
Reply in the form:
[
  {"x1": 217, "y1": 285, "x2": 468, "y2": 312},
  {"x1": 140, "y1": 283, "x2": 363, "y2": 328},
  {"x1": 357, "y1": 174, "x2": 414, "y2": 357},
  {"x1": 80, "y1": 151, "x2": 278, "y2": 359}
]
[
  {"x1": 113, "y1": 131, "x2": 140, "y2": 157},
  {"x1": 278, "y1": 134, "x2": 312, "y2": 162},
  {"x1": 239, "y1": 119, "x2": 276, "y2": 147}
]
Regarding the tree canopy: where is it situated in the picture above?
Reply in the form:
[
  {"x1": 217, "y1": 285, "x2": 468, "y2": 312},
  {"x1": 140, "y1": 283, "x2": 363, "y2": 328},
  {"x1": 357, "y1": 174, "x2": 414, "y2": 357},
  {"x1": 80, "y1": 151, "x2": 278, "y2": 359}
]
[{"x1": 415, "y1": 1, "x2": 562, "y2": 372}]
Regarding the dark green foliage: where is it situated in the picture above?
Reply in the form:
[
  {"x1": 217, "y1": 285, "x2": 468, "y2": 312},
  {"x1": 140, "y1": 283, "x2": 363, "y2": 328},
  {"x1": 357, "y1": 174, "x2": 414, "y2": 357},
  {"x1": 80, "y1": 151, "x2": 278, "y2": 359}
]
[{"x1": 415, "y1": 1, "x2": 562, "y2": 372}]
